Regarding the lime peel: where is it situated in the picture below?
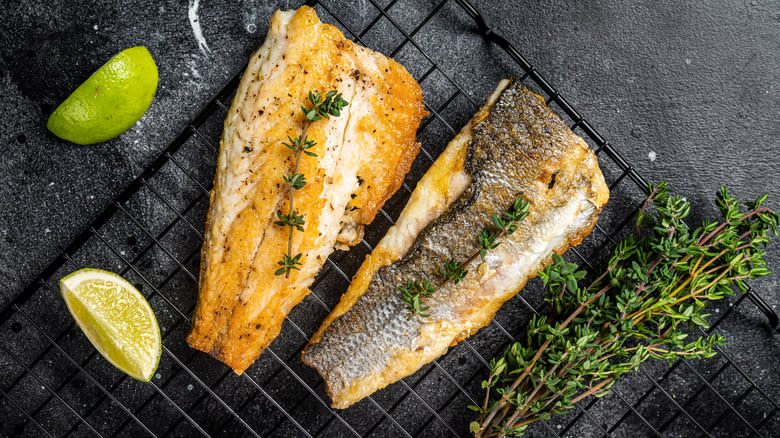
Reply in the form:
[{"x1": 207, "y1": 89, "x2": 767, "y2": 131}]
[{"x1": 47, "y1": 46, "x2": 158, "y2": 145}]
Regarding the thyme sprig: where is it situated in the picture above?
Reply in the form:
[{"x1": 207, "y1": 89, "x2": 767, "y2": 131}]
[
  {"x1": 275, "y1": 90, "x2": 348, "y2": 277},
  {"x1": 401, "y1": 196, "x2": 531, "y2": 317},
  {"x1": 470, "y1": 182, "x2": 778, "y2": 437},
  {"x1": 440, "y1": 259, "x2": 468, "y2": 284},
  {"x1": 399, "y1": 279, "x2": 437, "y2": 318}
]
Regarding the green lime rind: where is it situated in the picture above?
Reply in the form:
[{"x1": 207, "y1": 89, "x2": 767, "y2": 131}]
[
  {"x1": 60, "y1": 268, "x2": 161, "y2": 381},
  {"x1": 47, "y1": 46, "x2": 158, "y2": 145}
]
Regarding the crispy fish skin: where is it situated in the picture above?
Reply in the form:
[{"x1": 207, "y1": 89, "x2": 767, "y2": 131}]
[
  {"x1": 187, "y1": 6, "x2": 426, "y2": 374},
  {"x1": 302, "y1": 79, "x2": 609, "y2": 408}
]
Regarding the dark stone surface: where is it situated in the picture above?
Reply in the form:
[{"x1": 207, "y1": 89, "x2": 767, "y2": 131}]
[{"x1": 0, "y1": 0, "x2": 777, "y2": 437}]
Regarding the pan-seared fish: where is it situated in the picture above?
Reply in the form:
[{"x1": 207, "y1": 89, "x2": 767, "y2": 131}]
[
  {"x1": 302, "y1": 79, "x2": 609, "y2": 408},
  {"x1": 187, "y1": 6, "x2": 426, "y2": 374}
]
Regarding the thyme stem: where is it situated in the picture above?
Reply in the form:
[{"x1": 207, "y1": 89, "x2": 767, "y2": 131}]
[{"x1": 283, "y1": 122, "x2": 310, "y2": 278}]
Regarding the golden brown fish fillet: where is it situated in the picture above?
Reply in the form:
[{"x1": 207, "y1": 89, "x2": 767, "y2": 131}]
[
  {"x1": 302, "y1": 79, "x2": 609, "y2": 408},
  {"x1": 187, "y1": 6, "x2": 426, "y2": 373}
]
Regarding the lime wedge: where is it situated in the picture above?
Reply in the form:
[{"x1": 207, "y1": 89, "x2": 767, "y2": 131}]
[
  {"x1": 59, "y1": 268, "x2": 161, "y2": 381},
  {"x1": 47, "y1": 46, "x2": 158, "y2": 145}
]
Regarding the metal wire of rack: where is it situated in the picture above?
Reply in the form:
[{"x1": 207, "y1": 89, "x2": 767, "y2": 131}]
[{"x1": 1, "y1": 0, "x2": 777, "y2": 437}]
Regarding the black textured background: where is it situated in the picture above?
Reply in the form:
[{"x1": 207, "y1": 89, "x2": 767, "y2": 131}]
[{"x1": 0, "y1": 0, "x2": 777, "y2": 437}]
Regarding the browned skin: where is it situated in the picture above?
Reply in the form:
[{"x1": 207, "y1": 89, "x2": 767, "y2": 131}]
[
  {"x1": 187, "y1": 6, "x2": 426, "y2": 373},
  {"x1": 303, "y1": 80, "x2": 609, "y2": 408}
]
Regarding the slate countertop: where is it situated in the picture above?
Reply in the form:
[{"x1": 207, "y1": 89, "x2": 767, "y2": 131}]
[
  {"x1": 0, "y1": 0, "x2": 778, "y2": 435},
  {"x1": 3, "y1": 0, "x2": 778, "y2": 312}
]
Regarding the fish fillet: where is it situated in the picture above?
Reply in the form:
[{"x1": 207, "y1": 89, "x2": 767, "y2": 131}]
[
  {"x1": 302, "y1": 79, "x2": 610, "y2": 408},
  {"x1": 187, "y1": 6, "x2": 426, "y2": 373}
]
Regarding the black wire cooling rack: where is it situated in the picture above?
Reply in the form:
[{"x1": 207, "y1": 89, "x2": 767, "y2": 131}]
[{"x1": 1, "y1": 0, "x2": 778, "y2": 437}]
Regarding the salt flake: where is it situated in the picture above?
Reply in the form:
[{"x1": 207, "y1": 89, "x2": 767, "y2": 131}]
[{"x1": 648, "y1": 151, "x2": 657, "y2": 162}]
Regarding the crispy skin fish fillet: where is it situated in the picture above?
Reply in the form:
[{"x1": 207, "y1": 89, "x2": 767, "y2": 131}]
[
  {"x1": 302, "y1": 79, "x2": 609, "y2": 408},
  {"x1": 187, "y1": 6, "x2": 426, "y2": 373}
]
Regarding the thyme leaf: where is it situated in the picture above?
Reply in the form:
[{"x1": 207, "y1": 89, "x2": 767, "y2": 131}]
[
  {"x1": 398, "y1": 279, "x2": 437, "y2": 318},
  {"x1": 275, "y1": 253, "x2": 303, "y2": 276},
  {"x1": 440, "y1": 259, "x2": 468, "y2": 284}
]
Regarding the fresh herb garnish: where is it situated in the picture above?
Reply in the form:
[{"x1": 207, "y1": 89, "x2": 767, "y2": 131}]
[
  {"x1": 439, "y1": 259, "x2": 468, "y2": 284},
  {"x1": 398, "y1": 279, "x2": 437, "y2": 318},
  {"x1": 275, "y1": 90, "x2": 348, "y2": 278},
  {"x1": 478, "y1": 228, "x2": 499, "y2": 261},
  {"x1": 469, "y1": 182, "x2": 778, "y2": 437},
  {"x1": 400, "y1": 196, "x2": 531, "y2": 318}
]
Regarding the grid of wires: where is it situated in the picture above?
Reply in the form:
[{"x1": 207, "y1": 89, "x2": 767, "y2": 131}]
[{"x1": 1, "y1": 0, "x2": 777, "y2": 436}]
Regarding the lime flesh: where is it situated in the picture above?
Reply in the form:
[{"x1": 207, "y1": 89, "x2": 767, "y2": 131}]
[
  {"x1": 47, "y1": 46, "x2": 158, "y2": 145},
  {"x1": 60, "y1": 268, "x2": 161, "y2": 381}
]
